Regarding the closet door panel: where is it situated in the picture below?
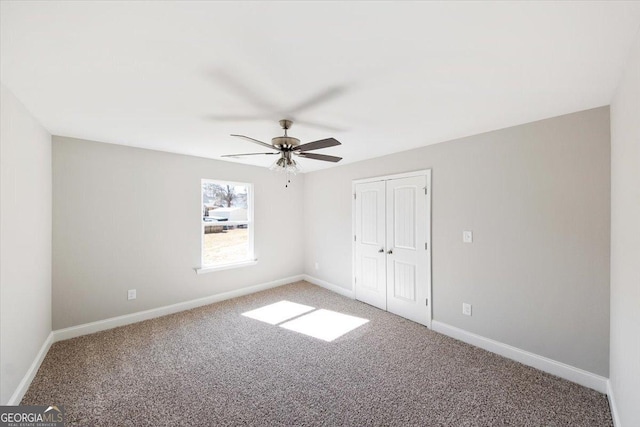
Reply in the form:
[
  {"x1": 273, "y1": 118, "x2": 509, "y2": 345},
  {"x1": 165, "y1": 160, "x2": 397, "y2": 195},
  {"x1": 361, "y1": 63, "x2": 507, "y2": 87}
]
[
  {"x1": 386, "y1": 175, "x2": 429, "y2": 326},
  {"x1": 354, "y1": 181, "x2": 386, "y2": 310}
]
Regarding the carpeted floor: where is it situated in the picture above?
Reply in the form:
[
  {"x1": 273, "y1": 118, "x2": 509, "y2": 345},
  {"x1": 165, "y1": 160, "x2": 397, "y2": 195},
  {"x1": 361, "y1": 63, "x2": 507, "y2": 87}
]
[{"x1": 22, "y1": 281, "x2": 612, "y2": 426}]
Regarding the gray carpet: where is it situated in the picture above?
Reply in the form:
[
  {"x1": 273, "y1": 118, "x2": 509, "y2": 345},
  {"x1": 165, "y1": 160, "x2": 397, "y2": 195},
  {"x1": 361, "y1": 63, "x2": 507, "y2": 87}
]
[{"x1": 22, "y1": 281, "x2": 612, "y2": 426}]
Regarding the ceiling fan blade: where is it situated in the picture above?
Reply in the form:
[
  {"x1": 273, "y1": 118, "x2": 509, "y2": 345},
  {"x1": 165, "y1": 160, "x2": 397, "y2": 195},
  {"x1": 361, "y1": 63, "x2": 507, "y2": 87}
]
[
  {"x1": 297, "y1": 152, "x2": 342, "y2": 163},
  {"x1": 294, "y1": 137, "x2": 341, "y2": 152},
  {"x1": 230, "y1": 134, "x2": 276, "y2": 150},
  {"x1": 210, "y1": 69, "x2": 276, "y2": 112},
  {"x1": 221, "y1": 152, "x2": 279, "y2": 158},
  {"x1": 207, "y1": 114, "x2": 271, "y2": 122},
  {"x1": 293, "y1": 119, "x2": 346, "y2": 133},
  {"x1": 286, "y1": 86, "x2": 348, "y2": 115}
]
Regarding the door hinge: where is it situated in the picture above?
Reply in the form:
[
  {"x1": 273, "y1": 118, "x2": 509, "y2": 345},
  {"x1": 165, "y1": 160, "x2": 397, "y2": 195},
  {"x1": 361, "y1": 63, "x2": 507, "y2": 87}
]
[
  {"x1": 355, "y1": 277, "x2": 357, "y2": 284},
  {"x1": 426, "y1": 298, "x2": 429, "y2": 306},
  {"x1": 424, "y1": 187, "x2": 428, "y2": 195},
  {"x1": 354, "y1": 235, "x2": 357, "y2": 242},
  {"x1": 425, "y1": 242, "x2": 428, "y2": 250},
  {"x1": 354, "y1": 193, "x2": 356, "y2": 200}
]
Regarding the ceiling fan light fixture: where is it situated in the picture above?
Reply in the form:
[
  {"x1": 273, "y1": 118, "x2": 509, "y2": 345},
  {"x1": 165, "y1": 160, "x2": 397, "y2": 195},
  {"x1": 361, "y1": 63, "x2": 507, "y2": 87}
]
[
  {"x1": 286, "y1": 158, "x2": 300, "y2": 175},
  {"x1": 269, "y1": 154, "x2": 300, "y2": 175}
]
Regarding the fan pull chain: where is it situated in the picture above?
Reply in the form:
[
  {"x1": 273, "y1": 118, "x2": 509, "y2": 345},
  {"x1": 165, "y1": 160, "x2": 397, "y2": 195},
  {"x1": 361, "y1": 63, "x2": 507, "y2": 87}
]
[{"x1": 284, "y1": 169, "x2": 292, "y2": 188}]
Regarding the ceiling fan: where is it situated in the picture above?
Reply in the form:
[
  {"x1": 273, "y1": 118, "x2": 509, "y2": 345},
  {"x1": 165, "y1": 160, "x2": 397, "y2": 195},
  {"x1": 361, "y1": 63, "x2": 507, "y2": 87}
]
[{"x1": 222, "y1": 119, "x2": 342, "y2": 186}]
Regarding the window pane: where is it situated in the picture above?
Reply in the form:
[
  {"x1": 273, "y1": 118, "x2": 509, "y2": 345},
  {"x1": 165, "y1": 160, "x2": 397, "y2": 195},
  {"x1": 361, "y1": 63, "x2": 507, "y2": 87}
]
[
  {"x1": 203, "y1": 224, "x2": 251, "y2": 266},
  {"x1": 203, "y1": 183, "x2": 248, "y2": 215},
  {"x1": 202, "y1": 180, "x2": 253, "y2": 267}
]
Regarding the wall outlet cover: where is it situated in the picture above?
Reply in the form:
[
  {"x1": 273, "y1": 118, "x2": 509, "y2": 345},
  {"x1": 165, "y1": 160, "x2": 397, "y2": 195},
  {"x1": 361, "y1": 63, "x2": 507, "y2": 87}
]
[
  {"x1": 128, "y1": 289, "x2": 137, "y2": 300},
  {"x1": 463, "y1": 231, "x2": 473, "y2": 243},
  {"x1": 462, "y1": 303, "x2": 472, "y2": 316}
]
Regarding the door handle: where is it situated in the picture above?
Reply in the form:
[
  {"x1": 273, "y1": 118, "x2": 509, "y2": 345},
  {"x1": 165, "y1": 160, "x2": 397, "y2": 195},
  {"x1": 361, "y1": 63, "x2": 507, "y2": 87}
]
[
  {"x1": 387, "y1": 249, "x2": 393, "y2": 255},
  {"x1": 378, "y1": 248, "x2": 384, "y2": 253}
]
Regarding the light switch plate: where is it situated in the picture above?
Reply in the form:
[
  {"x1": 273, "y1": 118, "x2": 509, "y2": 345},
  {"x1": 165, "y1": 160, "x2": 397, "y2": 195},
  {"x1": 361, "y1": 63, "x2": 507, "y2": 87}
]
[
  {"x1": 463, "y1": 231, "x2": 473, "y2": 243},
  {"x1": 128, "y1": 289, "x2": 136, "y2": 300}
]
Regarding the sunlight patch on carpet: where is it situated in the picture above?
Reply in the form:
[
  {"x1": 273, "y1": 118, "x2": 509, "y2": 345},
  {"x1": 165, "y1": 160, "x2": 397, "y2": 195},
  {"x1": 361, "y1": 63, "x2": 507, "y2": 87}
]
[
  {"x1": 279, "y1": 309, "x2": 369, "y2": 342},
  {"x1": 241, "y1": 300, "x2": 315, "y2": 325}
]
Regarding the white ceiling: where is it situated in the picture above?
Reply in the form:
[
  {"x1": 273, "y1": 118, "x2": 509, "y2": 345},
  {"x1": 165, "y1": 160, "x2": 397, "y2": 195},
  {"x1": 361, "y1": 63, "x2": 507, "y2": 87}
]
[{"x1": 2, "y1": 1, "x2": 639, "y2": 172}]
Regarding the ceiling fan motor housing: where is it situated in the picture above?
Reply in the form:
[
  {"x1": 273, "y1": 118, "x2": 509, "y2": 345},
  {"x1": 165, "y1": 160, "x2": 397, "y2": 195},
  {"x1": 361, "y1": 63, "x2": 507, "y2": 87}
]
[{"x1": 271, "y1": 136, "x2": 300, "y2": 149}]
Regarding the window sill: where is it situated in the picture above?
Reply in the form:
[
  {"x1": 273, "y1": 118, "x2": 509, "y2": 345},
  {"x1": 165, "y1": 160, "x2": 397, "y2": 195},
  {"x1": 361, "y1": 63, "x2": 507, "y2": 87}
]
[{"x1": 195, "y1": 259, "x2": 258, "y2": 275}]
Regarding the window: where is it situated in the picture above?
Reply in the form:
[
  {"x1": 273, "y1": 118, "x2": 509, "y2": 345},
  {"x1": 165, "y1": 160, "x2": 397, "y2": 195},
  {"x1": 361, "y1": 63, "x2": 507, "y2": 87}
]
[{"x1": 200, "y1": 179, "x2": 254, "y2": 271}]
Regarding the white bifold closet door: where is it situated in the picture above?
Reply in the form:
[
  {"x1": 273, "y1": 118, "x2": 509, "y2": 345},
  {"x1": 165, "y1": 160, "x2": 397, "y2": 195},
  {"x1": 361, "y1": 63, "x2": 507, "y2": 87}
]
[{"x1": 354, "y1": 174, "x2": 430, "y2": 326}]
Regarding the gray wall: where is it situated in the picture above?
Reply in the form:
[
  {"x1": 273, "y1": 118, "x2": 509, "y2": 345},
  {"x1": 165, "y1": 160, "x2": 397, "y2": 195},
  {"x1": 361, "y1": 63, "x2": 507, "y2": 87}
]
[
  {"x1": 0, "y1": 84, "x2": 52, "y2": 404},
  {"x1": 304, "y1": 107, "x2": 610, "y2": 376},
  {"x1": 52, "y1": 137, "x2": 304, "y2": 330},
  {"x1": 610, "y1": 33, "x2": 640, "y2": 426}
]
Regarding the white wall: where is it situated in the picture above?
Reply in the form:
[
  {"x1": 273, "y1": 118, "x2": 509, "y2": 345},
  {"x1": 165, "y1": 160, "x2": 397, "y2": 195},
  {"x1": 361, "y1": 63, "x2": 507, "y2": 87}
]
[
  {"x1": 304, "y1": 107, "x2": 611, "y2": 376},
  {"x1": 52, "y1": 136, "x2": 305, "y2": 330},
  {"x1": 0, "y1": 84, "x2": 52, "y2": 404},
  {"x1": 609, "y1": 32, "x2": 640, "y2": 426}
]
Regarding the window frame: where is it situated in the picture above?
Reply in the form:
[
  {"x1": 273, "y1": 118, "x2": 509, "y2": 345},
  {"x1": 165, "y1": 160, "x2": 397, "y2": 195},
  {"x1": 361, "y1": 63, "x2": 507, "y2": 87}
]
[{"x1": 197, "y1": 179, "x2": 255, "y2": 274}]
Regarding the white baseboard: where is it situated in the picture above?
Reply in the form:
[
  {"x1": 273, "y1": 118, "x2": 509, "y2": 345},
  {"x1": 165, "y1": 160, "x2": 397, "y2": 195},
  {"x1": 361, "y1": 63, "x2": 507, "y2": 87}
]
[
  {"x1": 7, "y1": 331, "x2": 54, "y2": 405},
  {"x1": 53, "y1": 274, "x2": 304, "y2": 342},
  {"x1": 303, "y1": 274, "x2": 355, "y2": 299},
  {"x1": 432, "y1": 321, "x2": 608, "y2": 394},
  {"x1": 607, "y1": 380, "x2": 621, "y2": 427}
]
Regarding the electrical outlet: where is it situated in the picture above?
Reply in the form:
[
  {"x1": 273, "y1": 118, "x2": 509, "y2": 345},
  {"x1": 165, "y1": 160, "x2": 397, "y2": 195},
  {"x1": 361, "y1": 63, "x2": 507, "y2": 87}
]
[
  {"x1": 462, "y1": 303, "x2": 472, "y2": 316},
  {"x1": 128, "y1": 289, "x2": 137, "y2": 300},
  {"x1": 463, "y1": 231, "x2": 473, "y2": 243},
  {"x1": 315, "y1": 262, "x2": 319, "y2": 270}
]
